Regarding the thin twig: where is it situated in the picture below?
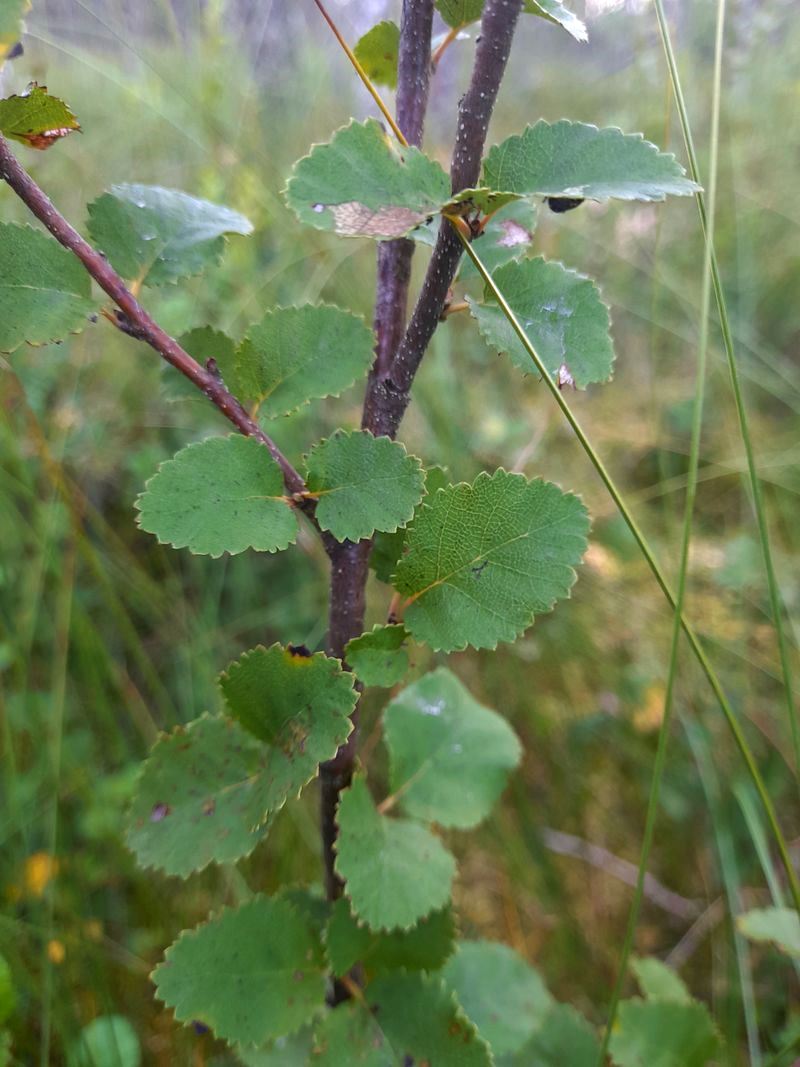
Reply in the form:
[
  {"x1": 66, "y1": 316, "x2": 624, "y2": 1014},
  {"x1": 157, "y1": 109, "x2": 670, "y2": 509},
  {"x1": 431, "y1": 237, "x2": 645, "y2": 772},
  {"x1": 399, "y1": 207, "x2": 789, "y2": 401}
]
[{"x1": 0, "y1": 134, "x2": 312, "y2": 511}]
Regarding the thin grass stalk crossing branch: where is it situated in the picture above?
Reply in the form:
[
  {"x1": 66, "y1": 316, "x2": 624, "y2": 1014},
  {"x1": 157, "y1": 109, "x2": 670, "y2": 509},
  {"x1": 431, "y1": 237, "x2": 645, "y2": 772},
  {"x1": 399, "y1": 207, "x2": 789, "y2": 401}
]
[
  {"x1": 654, "y1": 0, "x2": 800, "y2": 776},
  {"x1": 451, "y1": 220, "x2": 800, "y2": 914},
  {"x1": 598, "y1": 0, "x2": 727, "y2": 1054}
]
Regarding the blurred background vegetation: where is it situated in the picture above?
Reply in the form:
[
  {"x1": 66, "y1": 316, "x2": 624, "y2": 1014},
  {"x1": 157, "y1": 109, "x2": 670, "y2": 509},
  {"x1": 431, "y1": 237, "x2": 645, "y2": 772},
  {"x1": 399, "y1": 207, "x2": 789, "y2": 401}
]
[{"x1": 1, "y1": 0, "x2": 799, "y2": 1062}]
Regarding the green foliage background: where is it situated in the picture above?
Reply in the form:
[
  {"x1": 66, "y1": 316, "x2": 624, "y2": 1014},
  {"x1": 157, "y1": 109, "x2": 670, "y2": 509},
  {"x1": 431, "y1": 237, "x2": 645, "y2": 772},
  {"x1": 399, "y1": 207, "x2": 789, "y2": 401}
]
[{"x1": 1, "y1": 1, "x2": 799, "y2": 1062}]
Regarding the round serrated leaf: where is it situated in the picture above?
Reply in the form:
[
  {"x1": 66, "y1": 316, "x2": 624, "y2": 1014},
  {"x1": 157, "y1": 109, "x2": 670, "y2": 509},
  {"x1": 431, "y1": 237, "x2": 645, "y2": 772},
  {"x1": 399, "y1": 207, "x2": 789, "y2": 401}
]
[
  {"x1": 518, "y1": 1003, "x2": 600, "y2": 1067},
  {"x1": 384, "y1": 668, "x2": 520, "y2": 828},
  {"x1": 218, "y1": 644, "x2": 356, "y2": 806},
  {"x1": 285, "y1": 118, "x2": 450, "y2": 239},
  {"x1": 483, "y1": 121, "x2": 700, "y2": 202},
  {"x1": 0, "y1": 223, "x2": 95, "y2": 352},
  {"x1": 86, "y1": 183, "x2": 252, "y2": 286},
  {"x1": 161, "y1": 326, "x2": 239, "y2": 405},
  {"x1": 366, "y1": 972, "x2": 492, "y2": 1066},
  {"x1": 335, "y1": 777, "x2": 455, "y2": 931},
  {"x1": 469, "y1": 256, "x2": 614, "y2": 388},
  {"x1": 126, "y1": 714, "x2": 270, "y2": 877},
  {"x1": 325, "y1": 897, "x2": 455, "y2": 979},
  {"x1": 153, "y1": 896, "x2": 326, "y2": 1046},
  {"x1": 394, "y1": 469, "x2": 589, "y2": 652},
  {"x1": 235, "y1": 305, "x2": 374, "y2": 419},
  {"x1": 305, "y1": 431, "x2": 425, "y2": 543},
  {"x1": 434, "y1": 0, "x2": 484, "y2": 26},
  {"x1": 353, "y1": 21, "x2": 399, "y2": 90},
  {"x1": 457, "y1": 199, "x2": 538, "y2": 282},
  {"x1": 609, "y1": 999, "x2": 720, "y2": 1067},
  {"x1": 135, "y1": 435, "x2": 298, "y2": 557},
  {"x1": 345, "y1": 625, "x2": 409, "y2": 688},
  {"x1": 443, "y1": 941, "x2": 553, "y2": 1056},
  {"x1": 0, "y1": 84, "x2": 80, "y2": 148},
  {"x1": 631, "y1": 957, "x2": 692, "y2": 1003}
]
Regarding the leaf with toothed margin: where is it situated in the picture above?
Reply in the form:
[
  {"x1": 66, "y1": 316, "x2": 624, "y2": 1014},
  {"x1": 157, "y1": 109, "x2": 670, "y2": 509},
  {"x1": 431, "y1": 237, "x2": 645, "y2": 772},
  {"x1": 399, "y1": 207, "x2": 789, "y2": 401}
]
[
  {"x1": 161, "y1": 326, "x2": 238, "y2": 405},
  {"x1": 366, "y1": 972, "x2": 492, "y2": 1066},
  {"x1": 325, "y1": 897, "x2": 456, "y2": 979},
  {"x1": 370, "y1": 465, "x2": 450, "y2": 584},
  {"x1": 0, "y1": 83, "x2": 80, "y2": 148},
  {"x1": 126, "y1": 714, "x2": 270, "y2": 876},
  {"x1": 384, "y1": 668, "x2": 521, "y2": 828},
  {"x1": 305, "y1": 430, "x2": 425, "y2": 543},
  {"x1": 468, "y1": 256, "x2": 615, "y2": 388},
  {"x1": 218, "y1": 644, "x2": 356, "y2": 805},
  {"x1": 609, "y1": 999, "x2": 721, "y2": 1067},
  {"x1": 434, "y1": 0, "x2": 483, "y2": 27},
  {"x1": 345, "y1": 624, "x2": 409, "y2": 688},
  {"x1": 394, "y1": 470, "x2": 589, "y2": 652},
  {"x1": 457, "y1": 199, "x2": 538, "y2": 282},
  {"x1": 235, "y1": 305, "x2": 375, "y2": 419},
  {"x1": 335, "y1": 776, "x2": 456, "y2": 931},
  {"x1": 445, "y1": 188, "x2": 522, "y2": 215},
  {"x1": 135, "y1": 435, "x2": 298, "y2": 558},
  {"x1": 443, "y1": 940, "x2": 553, "y2": 1057},
  {"x1": 0, "y1": 223, "x2": 95, "y2": 353},
  {"x1": 152, "y1": 896, "x2": 326, "y2": 1046},
  {"x1": 353, "y1": 20, "x2": 399, "y2": 89},
  {"x1": 504, "y1": 1003, "x2": 600, "y2": 1067},
  {"x1": 285, "y1": 118, "x2": 450, "y2": 239},
  {"x1": 482, "y1": 121, "x2": 700, "y2": 202},
  {"x1": 86, "y1": 183, "x2": 252, "y2": 286},
  {"x1": 311, "y1": 1003, "x2": 396, "y2": 1066}
]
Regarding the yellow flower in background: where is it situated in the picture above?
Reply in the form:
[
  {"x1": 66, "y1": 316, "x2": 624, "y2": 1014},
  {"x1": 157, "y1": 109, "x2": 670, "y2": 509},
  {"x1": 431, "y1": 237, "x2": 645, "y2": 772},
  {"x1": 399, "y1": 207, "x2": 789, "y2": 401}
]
[{"x1": 23, "y1": 852, "x2": 58, "y2": 898}]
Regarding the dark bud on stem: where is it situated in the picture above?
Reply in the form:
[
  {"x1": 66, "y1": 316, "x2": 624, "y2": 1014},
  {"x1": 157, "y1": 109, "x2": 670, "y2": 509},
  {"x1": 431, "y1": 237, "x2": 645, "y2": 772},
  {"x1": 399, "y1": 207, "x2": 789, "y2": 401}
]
[{"x1": 546, "y1": 196, "x2": 585, "y2": 214}]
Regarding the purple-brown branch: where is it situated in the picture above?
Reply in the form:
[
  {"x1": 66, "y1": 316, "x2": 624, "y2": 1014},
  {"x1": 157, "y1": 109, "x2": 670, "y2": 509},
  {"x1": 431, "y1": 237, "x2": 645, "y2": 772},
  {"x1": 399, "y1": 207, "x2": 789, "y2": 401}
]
[
  {"x1": 362, "y1": 0, "x2": 524, "y2": 437},
  {"x1": 0, "y1": 134, "x2": 311, "y2": 509},
  {"x1": 321, "y1": 0, "x2": 437, "y2": 917}
]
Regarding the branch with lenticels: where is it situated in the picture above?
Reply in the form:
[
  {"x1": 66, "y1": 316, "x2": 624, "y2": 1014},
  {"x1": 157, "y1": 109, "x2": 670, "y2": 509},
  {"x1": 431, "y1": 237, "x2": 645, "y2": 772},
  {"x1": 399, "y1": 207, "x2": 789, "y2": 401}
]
[{"x1": 0, "y1": 132, "x2": 317, "y2": 523}]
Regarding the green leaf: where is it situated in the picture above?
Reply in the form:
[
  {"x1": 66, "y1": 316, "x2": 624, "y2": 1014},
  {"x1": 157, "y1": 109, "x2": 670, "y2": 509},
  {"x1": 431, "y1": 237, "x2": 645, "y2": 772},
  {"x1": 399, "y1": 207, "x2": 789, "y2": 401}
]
[
  {"x1": 482, "y1": 121, "x2": 701, "y2": 202},
  {"x1": 384, "y1": 668, "x2": 520, "y2": 828},
  {"x1": 394, "y1": 469, "x2": 589, "y2": 651},
  {"x1": 305, "y1": 431, "x2": 425, "y2": 543},
  {"x1": 436, "y1": 0, "x2": 585, "y2": 40},
  {"x1": 446, "y1": 187, "x2": 522, "y2": 215},
  {"x1": 235, "y1": 305, "x2": 374, "y2": 419},
  {"x1": 86, "y1": 183, "x2": 253, "y2": 286},
  {"x1": 737, "y1": 906, "x2": 800, "y2": 958},
  {"x1": 457, "y1": 199, "x2": 537, "y2": 282},
  {"x1": 631, "y1": 957, "x2": 692, "y2": 1003},
  {"x1": 218, "y1": 643, "x2": 356, "y2": 798},
  {"x1": 609, "y1": 999, "x2": 720, "y2": 1067},
  {"x1": 434, "y1": 0, "x2": 484, "y2": 27},
  {"x1": 162, "y1": 326, "x2": 238, "y2": 404},
  {"x1": 469, "y1": 256, "x2": 614, "y2": 388},
  {"x1": 0, "y1": 223, "x2": 95, "y2": 353},
  {"x1": 507, "y1": 1003, "x2": 599, "y2": 1067},
  {"x1": 523, "y1": 0, "x2": 587, "y2": 43},
  {"x1": 67, "y1": 1016, "x2": 141, "y2": 1067},
  {"x1": 312, "y1": 1003, "x2": 396, "y2": 1066},
  {"x1": 153, "y1": 896, "x2": 326, "y2": 1046},
  {"x1": 285, "y1": 118, "x2": 450, "y2": 239},
  {"x1": 366, "y1": 972, "x2": 492, "y2": 1066},
  {"x1": 345, "y1": 625, "x2": 409, "y2": 688},
  {"x1": 353, "y1": 21, "x2": 399, "y2": 90},
  {"x1": 335, "y1": 776, "x2": 456, "y2": 931},
  {"x1": 325, "y1": 897, "x2": 455, "y2": 978},
  {"x1": 135, "y1": 435, "x2": 298, "y2": 557},
  {"x1": 236, "y1": 1029, "x2": 314, "y2": 1067},
  {"x1": 370, "y1": 465, "x2": 449, "y2": 583},
  {"x1": 0, "y1": 0, "x2": 28, "y2": 65},
  {"x1": 126, "y1": 714, "x2": 270, "y2": 877},
  {"x1": 443, "y1": 940, "x2": 553, "y2": 1056},
  {"x1": 0, "y1": 83, "x2": 79, "y2": 148}
]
